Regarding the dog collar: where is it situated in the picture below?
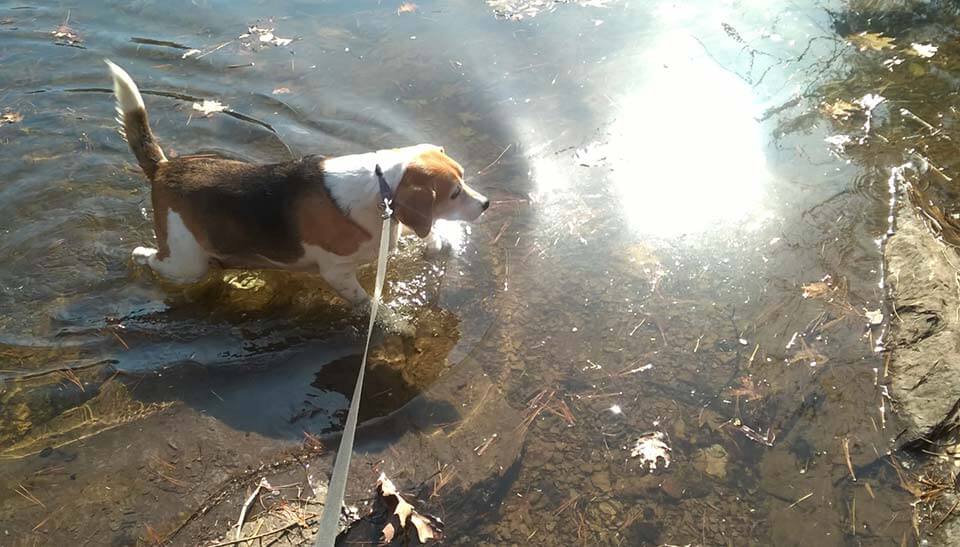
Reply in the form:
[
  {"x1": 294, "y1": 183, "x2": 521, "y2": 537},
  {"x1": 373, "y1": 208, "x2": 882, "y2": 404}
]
[{"x1": 374, "y1": 164, "x2": 394, "y2": 220}]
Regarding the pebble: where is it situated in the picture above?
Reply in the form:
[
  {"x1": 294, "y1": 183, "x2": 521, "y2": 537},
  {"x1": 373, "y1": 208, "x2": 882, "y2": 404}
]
[{"x1": 591, "y1": 470, "x2": 612, "y2": 491}]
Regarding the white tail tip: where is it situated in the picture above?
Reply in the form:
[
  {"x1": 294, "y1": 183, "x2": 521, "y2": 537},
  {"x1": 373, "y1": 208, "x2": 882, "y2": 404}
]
[{"x1": 105, "y1": 59, "x2": 145, "y2": 113}]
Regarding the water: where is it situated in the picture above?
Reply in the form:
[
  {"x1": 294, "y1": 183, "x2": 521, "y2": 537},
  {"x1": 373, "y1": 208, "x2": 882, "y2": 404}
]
[{"x1": 0, "y1": 0, "x2": 950, "y2": 544}]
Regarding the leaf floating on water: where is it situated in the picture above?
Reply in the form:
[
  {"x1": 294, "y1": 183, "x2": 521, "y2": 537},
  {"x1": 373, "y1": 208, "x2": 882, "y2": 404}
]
[
  {"x1": 822, "y1": 99, "x2": 859, "y2": 120},
  {"x1": 0, "y1": 110, "x2": 23, "y2": 126},
  {"x1": 52, "y1": 22, "x2": 83, "y2": 46},
  {"x1": 192, "y1": 99, "x2": 228, "y2": 116},
  {"x1": 246, "y1": 25, "x2": 293, "y2": 47},
  {"x1": 847, "y1": 31, "x2": 895, "y2": 52},
  {"x1": 376, "y1": 474, "x2": 443, "y2": 544},
  {"x1": 397, "y1": 1, "x2": 418, "y2": 14},
  {"x1": 909, "y1": 42, "x2": 938, "y2": 58},
  {"x1": 856, "y1": 93, "x2": 886, "y2": 112},
  {"x1": 630, "y1": 431, "x2": 671, "y2": 472}
]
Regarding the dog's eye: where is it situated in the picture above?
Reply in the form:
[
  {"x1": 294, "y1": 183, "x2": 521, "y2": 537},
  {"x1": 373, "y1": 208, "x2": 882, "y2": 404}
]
[{"x1": 451, "y1": 186, "x2": 462, "y2": 200}]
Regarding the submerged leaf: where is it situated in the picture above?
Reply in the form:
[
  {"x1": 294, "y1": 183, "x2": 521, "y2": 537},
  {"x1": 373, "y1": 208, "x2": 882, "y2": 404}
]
[
  {"x1": 802, "y1": 274, "x2": 834, "y2": 299},
  {"x1": 822, "y1": 99, "x2": 859, "y2": 120},
  {"x1": 377, "y1": 474, "x2": 443, "y2": 544},
  {"x1": 630, "y1": 431, "x2": 671, "y2": 472},
  {"x1": 848, "y1": 31, "x2": 895, "y2": 52},
  {"x1": 0, "y1": 110, "x2": 23, "y2": 126},
  {"x1": 909, "y1": 42, "x2": 938, "y2": 58}
]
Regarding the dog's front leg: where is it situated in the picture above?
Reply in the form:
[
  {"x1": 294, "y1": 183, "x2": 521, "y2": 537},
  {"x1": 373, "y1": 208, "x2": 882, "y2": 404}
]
[{"x1": 319, "y1": 266, "x2": 370, "y2": 310}]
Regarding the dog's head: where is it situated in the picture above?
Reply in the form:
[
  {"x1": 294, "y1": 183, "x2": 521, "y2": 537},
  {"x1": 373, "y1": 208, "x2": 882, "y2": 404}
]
[{"x1": 393, "y1": 145, "x2": 489, "y2": 237}]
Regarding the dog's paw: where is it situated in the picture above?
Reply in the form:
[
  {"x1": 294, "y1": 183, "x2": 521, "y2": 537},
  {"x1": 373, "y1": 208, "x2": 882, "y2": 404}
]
[
  {"x1": 131, "y1": 246, "x2": 157, "y2": 265},
  {"x1": 423, "y1": 232, "x2": 450, "y2": 258}
]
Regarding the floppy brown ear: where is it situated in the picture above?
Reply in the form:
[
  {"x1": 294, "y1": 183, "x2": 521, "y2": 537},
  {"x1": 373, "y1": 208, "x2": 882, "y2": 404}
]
[{"x1": 394, "y1": 183, "x2": 436, "y2": 238}]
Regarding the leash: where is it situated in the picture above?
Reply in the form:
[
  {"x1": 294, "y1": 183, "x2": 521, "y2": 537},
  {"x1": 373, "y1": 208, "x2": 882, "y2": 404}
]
[{"x1": 314, "y1": 164, "x2": 394, "y2": 547}]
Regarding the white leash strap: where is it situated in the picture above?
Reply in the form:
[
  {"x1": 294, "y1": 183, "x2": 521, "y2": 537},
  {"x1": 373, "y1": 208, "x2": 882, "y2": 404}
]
[{"x1": 314, "y1": 215, "x2": 392, "y2": 546}]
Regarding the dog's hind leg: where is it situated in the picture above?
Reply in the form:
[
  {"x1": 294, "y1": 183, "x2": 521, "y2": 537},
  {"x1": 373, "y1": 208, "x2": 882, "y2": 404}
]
[{"x1": 133, "y1": 210, "x2": 209, "y2": 283}]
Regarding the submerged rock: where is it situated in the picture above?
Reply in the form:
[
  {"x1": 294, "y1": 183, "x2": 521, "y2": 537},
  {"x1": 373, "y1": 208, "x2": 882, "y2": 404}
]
[{"x1": 693, "y1": 444, "x2": 728, "y2": 479}]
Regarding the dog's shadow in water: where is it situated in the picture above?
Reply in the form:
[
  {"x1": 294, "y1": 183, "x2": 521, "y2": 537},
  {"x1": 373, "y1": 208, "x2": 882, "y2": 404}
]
[{"x1": 125, "y1": 306, "x2": 463, "y2": 443}]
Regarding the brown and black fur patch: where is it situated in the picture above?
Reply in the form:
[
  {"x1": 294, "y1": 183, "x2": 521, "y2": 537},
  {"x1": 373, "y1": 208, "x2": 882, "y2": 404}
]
[
  {"x1": 151, "y1": 155, "x2": 370, "y2": 263},
  {"x1": 123, "y1": 108, "x2": 166, "y2": 180}
]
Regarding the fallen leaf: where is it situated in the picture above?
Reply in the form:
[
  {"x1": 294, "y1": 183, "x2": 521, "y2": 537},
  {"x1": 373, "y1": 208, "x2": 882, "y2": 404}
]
[
  {"x1": 398, "y1": 2, "x2": 418, "y2": 14},
  {"x1": 0, "y1": 110, "x2": 23, "y2": 126},
  {"x1": 727, "y1": 375, "x2": 765, "y2": 401},
  {"x1": 801, "y1": 275, "x2": 833, "y2": 299},
  {"x1": 864, "y1": 308, "x2": 884, "y2": 325},
  {"x1": 52, "y1": 22, "x2": 82, "y2": 45},
  {"x1": 246, "y1": 25, "x2": 293, "y2": 47},
  {"x1": 272, "y1": 87, "x2": 291, "y2": 95},
  {"x1": 192, "y1": 99, "x2": 228, "y2": 116},
  {"x1": 848, "y1": 31, "x2": 895, "y2": 52},
  {"x1": 377, "y1": 474, "x2": 442, "y2": 544},
  {"x1": 857, "y1": 93, "x2": 885, "y2": 111},
  {"x1": 822, "y1": 99, "x2": 859, "y2": 120},
  {"x1": 630, "y1": 431, "x2": 671, "y2": 472},
  {"x1": 909, "y1": 42, "x2": 938, "y2": 58}
]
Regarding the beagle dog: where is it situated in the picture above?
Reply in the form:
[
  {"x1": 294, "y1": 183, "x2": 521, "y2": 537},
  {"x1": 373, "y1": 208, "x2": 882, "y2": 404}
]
[{"x1": 106, "y1": 61, "x2": 489, "y2": 308}]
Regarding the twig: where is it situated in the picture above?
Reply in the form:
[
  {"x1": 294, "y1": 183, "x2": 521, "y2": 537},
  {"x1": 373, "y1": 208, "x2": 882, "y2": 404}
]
[
  {"x1": 491, "y1": 221, "x2": 510, "y2": 245},
  {"x1": 14, "y1": 483, "x2": 45, "y2": 509},
  {"x1": 934, "y1": 498, "x2": 960, "y2": 529},
  {"x1": 109, "y1": 328, "x2": 130, "y2": 350},
  {"x1": 843, "y1": 437, "x2": 857, "y2": 482},
  {"x1": 207, "y1": 517, "x2": 311, "y2": 547},
  {"x1": 477, "y1": 144, "x2": 512, "y2": 176},
  {"x1": 235, "y1": 478, "x2": 272, "y2": 540},
  {"x1": 789, "y1": 492, "x2": 813, "y2": 508},
  {"x1": 195, "y1": 40, "x2": 233, "y2": 60},
  {"x1": 748, "y1": 343, "x2": 759, "y2": 366},
  {"x1": 553, "y1": 494, "x2": 579, "y2": 517}
]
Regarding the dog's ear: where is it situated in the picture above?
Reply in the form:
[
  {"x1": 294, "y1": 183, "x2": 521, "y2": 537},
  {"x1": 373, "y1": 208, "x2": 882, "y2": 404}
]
[{"x1": 394, "y1": 181, "x2": 436, "y2": 238}]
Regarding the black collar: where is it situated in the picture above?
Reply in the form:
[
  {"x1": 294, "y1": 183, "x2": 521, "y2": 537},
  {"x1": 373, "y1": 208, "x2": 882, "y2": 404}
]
[{"x1": 374, "y1": 164, "x2": 394, "y2": 219}]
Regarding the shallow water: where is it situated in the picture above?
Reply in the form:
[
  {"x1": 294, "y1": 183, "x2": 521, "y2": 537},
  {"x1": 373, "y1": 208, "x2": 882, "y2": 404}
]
[{"x1": 0, "y1": 0, "x2": 952, "y2": 544}]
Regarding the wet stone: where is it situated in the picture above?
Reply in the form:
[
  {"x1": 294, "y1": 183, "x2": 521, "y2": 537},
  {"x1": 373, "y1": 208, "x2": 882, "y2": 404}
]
[
  {"x1": 693, "y1": 444, "x2": 728, "y2": 479},
  {"x1": 591, "y1": 470, "x2": 612, "y2": 491}
]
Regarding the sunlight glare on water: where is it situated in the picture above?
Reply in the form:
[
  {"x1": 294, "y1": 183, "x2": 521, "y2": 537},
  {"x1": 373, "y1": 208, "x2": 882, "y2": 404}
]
[{"x1": 607, "y1": 32, "x2": 771, "y2": 237}]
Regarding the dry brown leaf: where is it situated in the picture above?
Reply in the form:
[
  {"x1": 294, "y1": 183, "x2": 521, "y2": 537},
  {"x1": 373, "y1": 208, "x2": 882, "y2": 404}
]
[
  {"x1": 848, "y1": 31, "x2": 895, "y2": 52},
  {"x1": 0, "y1": 110, "x2": 23, "y2": 126},
  {"x1": 397, "y1": 2, "x2": 418, "y2": 14},
  {"x1": 377, "y1": 473, "x2": 442, "y2": 544},
  {"x1": 821, "y1": 99, "x2": 859, "y2": 120},
  {"x1": 52, "y1": 19, "x2": 82, "y2": 46},
  {"x1": 801, "y1": 275, "x2": 833, "y2": 299},
  {"x1": 409, "y1": 514, "x2": 437, "y2": 543},
  {"x1": 727, "y1": 376, "x2": 764, "y2": 401}
]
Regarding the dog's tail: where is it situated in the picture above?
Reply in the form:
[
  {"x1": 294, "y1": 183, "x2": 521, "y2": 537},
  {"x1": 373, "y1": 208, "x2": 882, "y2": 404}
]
[{"x1": 105, "y1": 60, "x2": 167, "y2": 180}]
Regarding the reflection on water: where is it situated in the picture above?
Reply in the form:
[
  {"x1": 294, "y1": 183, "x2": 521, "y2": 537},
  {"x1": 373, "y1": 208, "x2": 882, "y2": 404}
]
[
  {"x1": 0, "y1": 0, "x2": 947, "y2": 544},
  {"x1": 605, "y1": 33, "x2": 771, "y2": 237}
]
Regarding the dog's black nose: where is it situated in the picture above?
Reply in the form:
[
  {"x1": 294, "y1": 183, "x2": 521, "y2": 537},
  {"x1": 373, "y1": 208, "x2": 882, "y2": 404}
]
[{"x1": 481, "y1": 199, "x2": 490, "y2": 211}]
